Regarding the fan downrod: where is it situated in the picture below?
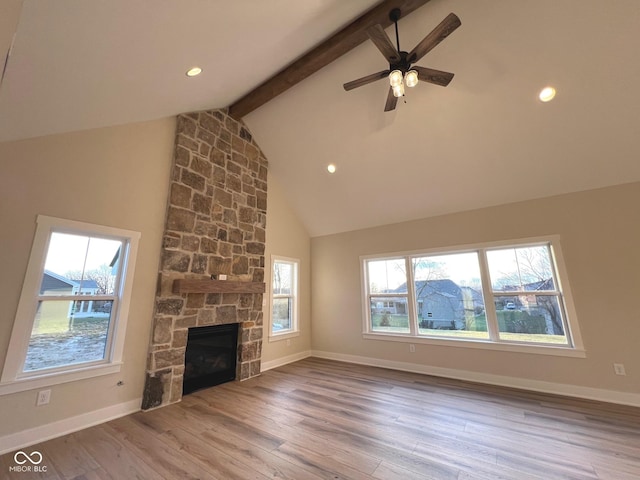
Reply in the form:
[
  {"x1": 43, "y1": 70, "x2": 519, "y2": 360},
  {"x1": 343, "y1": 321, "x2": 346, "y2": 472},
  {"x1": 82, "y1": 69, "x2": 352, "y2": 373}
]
[
  {"x1": 389, "y1": 8, "x2": 402, "y2": 52},
  {"x1": 388, "y1": 9, "x2": 410, "y2": 73}
]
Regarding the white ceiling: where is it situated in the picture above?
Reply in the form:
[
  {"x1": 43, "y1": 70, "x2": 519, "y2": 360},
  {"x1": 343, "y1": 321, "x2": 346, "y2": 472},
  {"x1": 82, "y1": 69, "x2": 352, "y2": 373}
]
[{"x1": 2, "y1": 0, "x2": 640, "y2": 237}]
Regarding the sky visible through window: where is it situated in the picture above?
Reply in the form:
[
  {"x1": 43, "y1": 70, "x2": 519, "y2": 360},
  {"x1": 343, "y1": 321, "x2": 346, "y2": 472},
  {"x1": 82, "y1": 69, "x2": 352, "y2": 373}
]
[
  {"x1": 368, "y1": 254, "x2": 481, "y2": 292},
  {"x1": 368, "y1": 246, "x2": 553, "y2": 293},
  {"x1": 45, "y1": 233, "x2": 121, "y2": 277}
]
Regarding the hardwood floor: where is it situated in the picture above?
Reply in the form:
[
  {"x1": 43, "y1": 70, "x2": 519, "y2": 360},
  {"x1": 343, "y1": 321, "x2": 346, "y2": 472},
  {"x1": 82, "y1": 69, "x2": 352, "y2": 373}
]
[{"x1": 2, "y1": 357, "x2": 640, "y2": 479}]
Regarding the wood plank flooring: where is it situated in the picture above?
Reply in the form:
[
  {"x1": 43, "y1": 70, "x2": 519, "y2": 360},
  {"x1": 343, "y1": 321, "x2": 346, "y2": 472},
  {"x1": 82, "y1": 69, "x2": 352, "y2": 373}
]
[{"x1": 2, "y1": 357, "x2": 640, "y2": 479}]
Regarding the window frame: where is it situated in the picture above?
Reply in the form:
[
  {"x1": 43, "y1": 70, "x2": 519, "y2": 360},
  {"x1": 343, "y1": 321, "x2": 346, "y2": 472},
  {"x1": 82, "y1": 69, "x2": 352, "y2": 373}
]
[
  {"x1": 365, "y1": 256, "x2": 413, "y2": 335},
  {"x1": 269, "y1": 255, "x2": 300, "y2": 341},
  {"x1": 0, "y1": 215, "x2": 140, "y2": 395},
  {"x1": 360, "y1": 236, "x2": 585, "y2": 358}
]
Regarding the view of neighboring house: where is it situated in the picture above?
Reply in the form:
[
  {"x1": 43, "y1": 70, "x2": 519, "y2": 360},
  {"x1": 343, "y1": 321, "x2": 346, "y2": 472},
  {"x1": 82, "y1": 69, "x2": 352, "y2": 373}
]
[
  {"x1": 371, "y1": 276, "x2": 565, "y2": 334},
  {"x1": 412, "y1": 280, "x2": 483, "y2": 330},
  {"x1": 34, "y1": 271, "x2": 105, "y2": 334},
  {"x1": 370, "y1": 279, "x2": 484, "y2": 330}
]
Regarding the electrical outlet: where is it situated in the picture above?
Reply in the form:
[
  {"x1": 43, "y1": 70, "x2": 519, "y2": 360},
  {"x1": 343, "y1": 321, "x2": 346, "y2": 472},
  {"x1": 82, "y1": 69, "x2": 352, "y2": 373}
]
[
  {"x1": 613, "y1": 363, "x2": 626, "y2": 376},
  {"x1": 286, "y1": 339, "x2": 291, "y2": 347},
  {"x1": 36, "y1": 389, "x2": 51, "y2": 406},
  {"x1": 409, "y1": 344, "x2": 415, "y2": 353}
]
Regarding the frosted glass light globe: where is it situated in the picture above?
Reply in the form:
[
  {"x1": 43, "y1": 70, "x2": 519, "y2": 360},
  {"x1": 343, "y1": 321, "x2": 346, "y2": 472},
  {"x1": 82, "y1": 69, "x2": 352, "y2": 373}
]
[
  {"x1": 405, "y1": 70, "x2": 418, "y2": 88},
  {"x1": 389, "y1": 70, "x2": 403, "y2": 87}
]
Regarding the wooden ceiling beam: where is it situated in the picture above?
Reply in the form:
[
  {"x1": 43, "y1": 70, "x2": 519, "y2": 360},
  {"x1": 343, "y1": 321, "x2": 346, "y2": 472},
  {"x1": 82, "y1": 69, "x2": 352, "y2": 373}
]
[{"x1": 227, "y1": 0, "x2": 431, "y2": 120}]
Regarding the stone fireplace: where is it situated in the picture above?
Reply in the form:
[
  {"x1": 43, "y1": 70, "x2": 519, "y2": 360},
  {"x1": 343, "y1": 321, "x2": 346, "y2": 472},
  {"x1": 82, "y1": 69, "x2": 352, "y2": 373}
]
[{"x1": 142, "y1": 109, "x2": 268, "y2": 410}]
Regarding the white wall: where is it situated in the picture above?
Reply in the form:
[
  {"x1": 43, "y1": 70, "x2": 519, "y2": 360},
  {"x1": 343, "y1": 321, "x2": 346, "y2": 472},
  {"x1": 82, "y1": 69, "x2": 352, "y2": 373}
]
[
  {"x1": 310, "y1": 182, "x2": 640, "y2": 404},
  {"x1": 0, "y1": 118, "x2": 175, "y2": 441},
  {"x1": 261, "y1": 174, "x2": 312, "y2": 368}
]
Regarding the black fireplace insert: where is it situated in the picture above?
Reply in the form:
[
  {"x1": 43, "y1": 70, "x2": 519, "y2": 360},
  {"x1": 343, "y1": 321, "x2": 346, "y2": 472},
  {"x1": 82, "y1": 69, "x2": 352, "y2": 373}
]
[{"x1": 183, "y1": 323, "x2": 238, "y2": 395}]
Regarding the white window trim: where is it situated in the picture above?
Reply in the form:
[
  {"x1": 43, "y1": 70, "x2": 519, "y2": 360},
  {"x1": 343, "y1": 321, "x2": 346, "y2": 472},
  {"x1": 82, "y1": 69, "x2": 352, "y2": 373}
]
[
  {"x1": 269, "y1": 255, "x2": 300, "y2": 341},
  {"x1": 360, "y1": 235, "x2": 585, "y2": 357},
  {"x1": 0, "y1": 215, "x2": 140, "y2": 395}
]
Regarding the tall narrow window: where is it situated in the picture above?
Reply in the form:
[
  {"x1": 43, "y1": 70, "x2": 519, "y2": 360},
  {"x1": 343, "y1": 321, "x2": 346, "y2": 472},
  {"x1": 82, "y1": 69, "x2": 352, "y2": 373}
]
[
  {"x1": 270, "y1": 256, "x2": 299, "y2": 338},
  {"x1": 1, "y1": 216, "x2": 139, "y2": 393},
  {"x1": 24, "y1": 232, "x2": 123, "y2": 372},
  {"x1": 365, "y1": 258, "x2": 410, "y2": 334}
]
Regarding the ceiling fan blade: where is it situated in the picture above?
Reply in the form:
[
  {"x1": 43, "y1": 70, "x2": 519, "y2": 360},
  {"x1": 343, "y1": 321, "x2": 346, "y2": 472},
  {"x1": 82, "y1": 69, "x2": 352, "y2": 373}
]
[
  {"x1": 366, "y1": 25, "x2": 401, "y2": 63},
  {"x1": 343, "y1": 70, "x2": 390, "y2": 91},
  {"x1": 413, "y1": 66, "x2": 454, "y2": 87},
  {"x1": 384, "y1": 87, "x2": 398, "y2": 112},
  {"x1": 407, "y1": 13, "x2": 461, "y2": 64}
]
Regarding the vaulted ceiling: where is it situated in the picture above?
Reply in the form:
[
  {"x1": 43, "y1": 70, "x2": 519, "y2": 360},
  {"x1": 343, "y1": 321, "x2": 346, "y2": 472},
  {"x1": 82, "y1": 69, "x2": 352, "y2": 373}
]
[{"x1": 2, "y1": 0, "x2": 640, "y2": 236}]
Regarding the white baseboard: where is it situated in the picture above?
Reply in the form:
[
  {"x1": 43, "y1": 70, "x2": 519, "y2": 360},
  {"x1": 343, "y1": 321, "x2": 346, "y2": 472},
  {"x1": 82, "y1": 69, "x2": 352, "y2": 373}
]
[
  {"x1": 261, "y1": 350, "x2": 312, "y2": 371},
  {"x1": 311, "y1": 350, "x2": 640, "y2": 408},
  {"x1": 0, "y1": 398, "x2": 141, "y2": 456}
]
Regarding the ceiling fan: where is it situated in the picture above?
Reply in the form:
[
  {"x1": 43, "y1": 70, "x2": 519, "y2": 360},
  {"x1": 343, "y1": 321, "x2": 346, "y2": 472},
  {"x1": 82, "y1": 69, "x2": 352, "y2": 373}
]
[{"x1": 343, "y1": 8, "x2": 461, "y2": 112}]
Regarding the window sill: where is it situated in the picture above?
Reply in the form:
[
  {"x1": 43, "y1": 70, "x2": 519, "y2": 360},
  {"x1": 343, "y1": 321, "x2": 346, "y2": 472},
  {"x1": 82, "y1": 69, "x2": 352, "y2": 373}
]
[
  {"x1": 268, "y1": 331, "x2": 300, "y2": 342},
  {"x1": 362, "y1": 333, "x2": 586, "y2": 358},
  {"x1": 0, "y1": 362, "x2": 123, "y2": 396}
]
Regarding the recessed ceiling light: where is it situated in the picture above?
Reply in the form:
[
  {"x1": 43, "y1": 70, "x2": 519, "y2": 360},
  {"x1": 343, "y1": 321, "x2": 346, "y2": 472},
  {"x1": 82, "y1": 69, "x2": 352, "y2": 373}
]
[
  {"x1": 186, "y1": 67, "x2": 202, "y2": 77},
  {"x1": 327, "y1": 164, "x2": 336, "y2": 174},
  {"x1": 539, "y1": 86, "x2": 556, "y2": 102}
]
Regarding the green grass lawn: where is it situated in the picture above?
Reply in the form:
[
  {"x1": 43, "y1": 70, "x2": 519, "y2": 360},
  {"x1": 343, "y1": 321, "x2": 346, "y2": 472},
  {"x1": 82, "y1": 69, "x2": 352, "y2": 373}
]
[
  {"x1": 371, "y1": 313, "x2": 409, "y2": 328},
  {"x1": 370, "y1": 313, "x2": 567, "y2": 344},
  {"x1": 33, "y1": 315, "x2": 109, "y2": 334}
]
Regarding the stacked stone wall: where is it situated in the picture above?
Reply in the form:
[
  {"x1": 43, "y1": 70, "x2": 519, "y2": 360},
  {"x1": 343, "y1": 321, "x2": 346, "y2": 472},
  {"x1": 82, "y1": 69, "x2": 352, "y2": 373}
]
[{"x1": 142, "y1": 109, "x2": 267, "y2": 410}]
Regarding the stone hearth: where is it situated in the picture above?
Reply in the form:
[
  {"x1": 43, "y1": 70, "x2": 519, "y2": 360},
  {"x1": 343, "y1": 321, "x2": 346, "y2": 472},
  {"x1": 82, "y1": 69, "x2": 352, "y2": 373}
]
[{"x1": 142, "y1": 109, "x2": 268, "y2": 410}]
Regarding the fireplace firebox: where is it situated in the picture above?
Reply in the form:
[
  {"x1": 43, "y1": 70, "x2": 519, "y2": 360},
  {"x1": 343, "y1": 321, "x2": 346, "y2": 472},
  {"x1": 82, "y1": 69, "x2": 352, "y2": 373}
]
[{"x1": 183, "y1": 323, "x2": 238, "y2": 395}]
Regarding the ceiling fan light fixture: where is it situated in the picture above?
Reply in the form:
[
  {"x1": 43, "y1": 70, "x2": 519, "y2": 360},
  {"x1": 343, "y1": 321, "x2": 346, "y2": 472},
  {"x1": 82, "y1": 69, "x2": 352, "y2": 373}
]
[
  {"x1": 343, "y1": 11, "x2": 461, "y2": 112},
  {"x1": 389, "y1": 70, "x2": 403, "y2": 87},
  {"x1": 392, "y1": 83, "x2": 405, "y2": 98},
  {"x1": 405, "y1": 70, "x2": 419, "y2": 88}
]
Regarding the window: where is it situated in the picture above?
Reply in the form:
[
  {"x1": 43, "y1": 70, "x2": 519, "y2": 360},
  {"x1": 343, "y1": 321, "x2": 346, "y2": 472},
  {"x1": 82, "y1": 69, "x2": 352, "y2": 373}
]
[
  {"x1": 1, "y1": 216, "x2": 139, "y2": 394},
  {"x1": 485, "y1": 245, "x2": 568, "y2": 345},
  {"x1": 413, "y1": 251, "x2": 489, "y2": 339},
  {"x1": 270, "y1": 256, "x2": 299, "y2": 339},
  {"x1": 367, "y1": 258, "x2": 410, "y2": 334},
  {"x1": 362, "y1": 237, "x2": 583, "y2": 355}
]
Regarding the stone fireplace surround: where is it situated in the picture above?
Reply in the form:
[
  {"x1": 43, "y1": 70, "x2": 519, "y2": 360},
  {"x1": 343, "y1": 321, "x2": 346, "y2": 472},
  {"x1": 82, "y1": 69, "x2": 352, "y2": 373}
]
[{"x1": 142, "y1": 109, "x2": 268, "y2": 410}]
